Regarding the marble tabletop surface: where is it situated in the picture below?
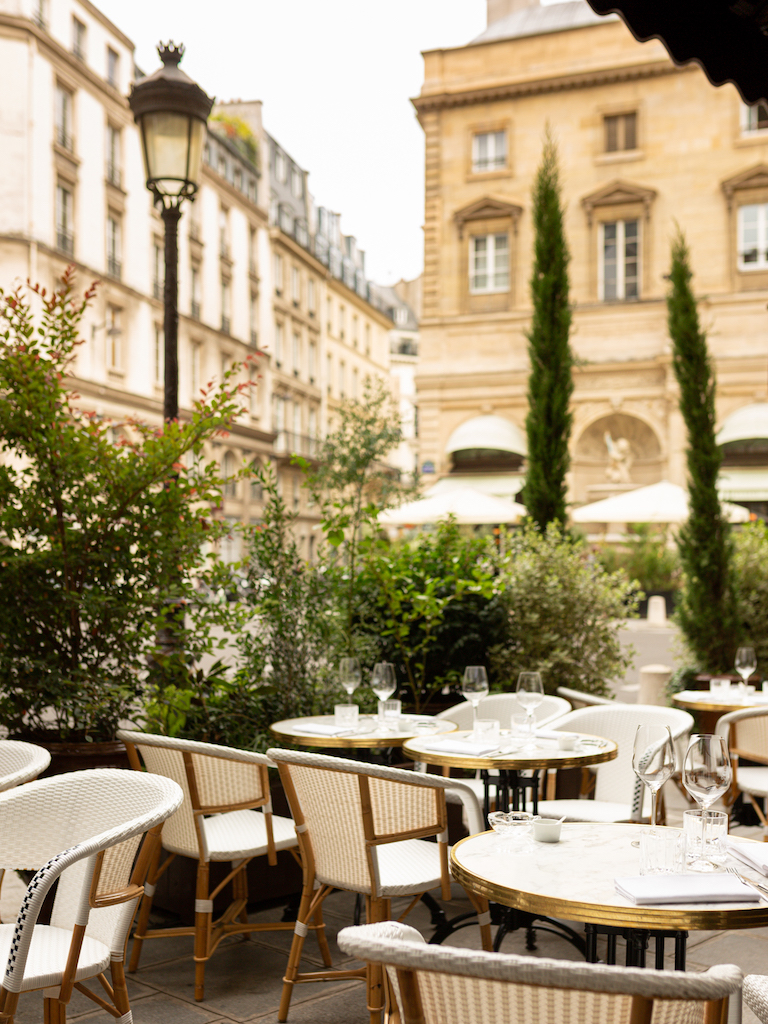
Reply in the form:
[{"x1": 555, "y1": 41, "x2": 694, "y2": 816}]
[{"x1": 269, "y1": 713, "x2": 456, "y2": 748}]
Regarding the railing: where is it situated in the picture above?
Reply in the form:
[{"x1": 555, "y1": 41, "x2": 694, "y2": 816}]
[
  {"x1": 106, "y1": 162, "x2": 121, "y2": 188},
  {"x1": 56, "y1": 229, "x2": 74, "y2": 256},
  {"x1": 190, "y1": 301, "x2": 200, "y2": 320},
  {"x1": 220, "y1": 315, "x2": 231, "y2": 335},
  {"x1": 107, "y1": 255, "x2": 122, "y2": 279},
  {"x1": 55, "y1": 124, "x2": 73, "y2": 151},
  {"x1": 273, "y1": 431, "x2": 319, "y2": 458}
]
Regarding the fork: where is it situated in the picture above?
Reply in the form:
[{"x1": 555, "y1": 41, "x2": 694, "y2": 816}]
[{"x1": 726, "y1": 865, "x2": 768, "y2": 899}]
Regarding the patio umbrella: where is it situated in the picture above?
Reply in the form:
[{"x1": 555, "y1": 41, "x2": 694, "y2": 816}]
[
  {"x1": 379, "y1": 486, "x2": 526, "y2": 526},
  {"x1": 571, "y1": 480, "x2": 750, "y2": 524}
]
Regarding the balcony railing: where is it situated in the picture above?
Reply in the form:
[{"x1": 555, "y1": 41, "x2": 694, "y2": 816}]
[
  {"x1": 274, "y1": 431, "x2": 319, "y2": 459},
  {"x1": 106, "y1": 162, "x2": 121, "y2": 188},
  {"x1": 55, "y1": 124, "x2": 73, "y2": 151},
  {"x1": 56, "y1": 229, "x2": 74, "y2": 256},
  {"x1": 107, "y1": 255, "x2": 122, "y2": 279},
  {"x1": 221, "y1": 315, "x2": 231, "y2": 335},
  {"x1": 190, "y1": 300, "x2": 200, "y2": 321}
]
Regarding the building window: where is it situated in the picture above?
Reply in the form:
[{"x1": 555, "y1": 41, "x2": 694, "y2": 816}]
[
  {"x1": 222, "y1": 452, "x2": 237, "y2": 498},
  {"x1": 153, "y1": 324, "x2": 164, "y2": 385},
  {"x1": 55, "y1": 85, "x2": 73, "y2": 151},
  {"x1": 292, "y1": 477, "x2": 300, "y2": 511},
  {"x1": 600, "y1": 220, "x2": 639, "y2": 300},
  {"x1": 291, "y1": 165, "x2": 303, "y2": 198},
  {"x1": 106, "y1": 305, "x2": 122, "y2": 370},
  {"x1": 339, "y1": 360, "x2": 345, "y2": 398},
  {"x1": 219, "y1": 207, "x2": 229, "y2": 259},
  {"x1": 291, "y1": 266, "x2": 301, "y2": 304},
  {"x1": 221, "y1": 279, "x2": 231, "y2": 334},
  {"x1": 153, "y1": 241, "x2": 164, "y2": 299},
  {"x1": 106, "y1": 213, "x2": 121, "y2": 279},
  {"x1": 274, "y1": 321, "x2": 284, "y2": 366},
  {"x1": 190, "y1": 342, "x2": 201, "y2": 397},
  {"x1": 469, "y1": 233, "x2": 509, "y2": 293},
  {"x1": 106, "y1": 124, "x2": 121, "y2": 186},
  {"x1": 307, "y1": 277, "x2": 316, "y2": 313},
  {"x1": 72, "y1": 16, "x2": 86, "y2": 60},
  {"x1": 248, "y1": 369, "x2": 259, "y2": 418},
  {"x1": 326, "y1": 296, "x2": 333, "y2": 333},
  {"x1": 33, "y1": 0, "x2": 48, "y2": 29},
  {"x1": 106, "y1": 46, "x2": 119, "y2": 88},
  {"x1": 55, "y1": 183, "x2": 74, "y2": 255},
  {"x1": 738, "y1": 203, "x2": 768, "y2": 269},
  {"x1": 249, "y1": 293, "x2": 258, "y2": 345},
  {"x1": 604, "y1": 112, "x2": 637, "y2": 153},
  {"x1": 365, "y1": 323, "x2": 371, "y2": 356},
  {"x1": 250, "y1": 460, "x2": 263, "y2": 500},
  {"x1": 352, "y1": 367, "x2": 359, "y2": 399},
  {"x1": 273, "y1": 252, "x2": 283, "y2": 294},
  {"x1": 352, "y1": 314, "x2": 359, "y2": 348},
  {"x1": 472, "y1": 130, "x2": 506, "y2": 173},
  {"x1": 743, "y1": 102, "x2": 768, "y2": 133},
  {"x1": 338, "y1": 304, "x2": 345, "y2": 339},
  {"x1": 327, "y1": 352, "x2": 332, "y2": 394},
  {"x1": 292, "y1": 331, "x2": 301, "y2": 375},
  {"x1": 275, "y1": 148, "x2": 287, "y2": 183},
  {"x1": 248, "y1": 227, "x2": 257, "y2": 274},
  {"x1": 190, "y1": 265, "x2": 200, "y2": 320},
  {"x1": 309, "y1": 407, "x2": 317, "y2": 441}
]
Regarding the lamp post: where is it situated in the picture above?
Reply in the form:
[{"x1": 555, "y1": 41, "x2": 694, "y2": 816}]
[{"x1": 129, "y1": 42, "x2": 213, "y2": 422}]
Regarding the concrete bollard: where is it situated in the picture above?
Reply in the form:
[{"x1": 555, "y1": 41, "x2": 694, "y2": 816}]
[
  {"x1": 639, "y1": 663, "x2": 673, "y2": 706},
  {"x1": 647, "y1": 595, "x2": 667, "y2": 625}
]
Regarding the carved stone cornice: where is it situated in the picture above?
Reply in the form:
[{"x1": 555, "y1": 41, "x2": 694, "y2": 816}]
[
  {"x1": 580, "y1": 179, "x2": 657, "y2": 225},
  {"x1": 721, "y1": 164, "x2": 768, "y2": 210},
  {"x1": 454, "y1": 196, "x2": 523, "y2": 239}
]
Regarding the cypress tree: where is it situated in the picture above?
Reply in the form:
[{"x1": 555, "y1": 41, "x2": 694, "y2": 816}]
[
  {"x1": 524, "y1": 129, "x2": 573, "y2": 529},
  {"x1": 667, "y1": 229, "x2": 738, "y2": 672}
]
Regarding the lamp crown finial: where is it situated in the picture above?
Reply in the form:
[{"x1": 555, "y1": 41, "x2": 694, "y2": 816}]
[{"x1": 157, "y1": 41, "x2": 185, "y2": 66}]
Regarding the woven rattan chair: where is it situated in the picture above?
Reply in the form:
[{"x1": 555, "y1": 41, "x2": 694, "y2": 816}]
[
  {"x1": 536, "y1": 704, "x2": 694, "y2": 822},
  {"x1": 266, "y1": 747, "x2": 493, "y2": 1024},
  {"x1": 556, "y1": 686, "x2": 615, "y2": 709},
  {"x1": 118, "y1": 730, "x2": 331, "y2": 1002},
  {"x1": 0, "y1": 767, "x2": 182, "y2": 1024},
  {"x1": 0, "y1": 740, "x2": 51, "y2": 922},
  {"x1": 338, "y1": 921, "x2": 742, "y2": 1024},
  {"x1": 436, "y1": 693, "x2": 571, "y2": 730},
  {"x1": 716, "y1": 706, "x2": 768, "y2": 838},
  {"x1": 744, "y1": 974, "x2": 768, "y2": 1022}
]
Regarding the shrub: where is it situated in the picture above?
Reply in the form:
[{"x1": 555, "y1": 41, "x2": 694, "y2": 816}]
[{"x1": 732, "y1": 520, "x2": 768, "y2": 674}]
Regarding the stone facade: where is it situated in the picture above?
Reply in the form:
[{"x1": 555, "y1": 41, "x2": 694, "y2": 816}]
[{"x1": 413, "y1": 0, "x2": 768, "y2": 512}]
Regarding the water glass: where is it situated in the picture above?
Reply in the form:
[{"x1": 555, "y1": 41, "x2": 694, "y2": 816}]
[
  {"x1": 639, "y1": 828, "x2": 686, "y2": 875},
  {"x1": 377, "y1": 699, "x2": 401, "y2": 731},
  {"x1": 473, "y1": 719, "x2": 500, "y2": 746},
  {"x1": 511, "y1": 714, "x2": 528, "y2": 736},
  {"x1": 334, "y1": 703, "x2": 359, "y2": 731},
  {"x1": 709, "y1": 677, "x2": 731, "y2": 695},
  {"x1": 683, "y1": 809, "x2": 728, "y2": 868}
]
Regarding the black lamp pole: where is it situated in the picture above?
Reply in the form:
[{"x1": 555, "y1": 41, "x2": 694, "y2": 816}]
[{"x1": 128, "y1": 43, "x2": 213, "y2": 423}]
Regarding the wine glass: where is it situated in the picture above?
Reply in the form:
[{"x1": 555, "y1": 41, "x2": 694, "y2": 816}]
[
  {"x1": 371, "y1": 662, "x2": 396, "y2": 702},
  {"x1": 461, "y1": 666, "x2": 489, "y2": 730},
  {"x1": 632, "y1": 724, "x2": 676, "y2": 828},
  {"x1": 516, "y1": 672, "x2": 544, "y2": 746},
  {"x1": 339, "y1": 657, "x2": 361, "y2": 698},
  {"x1": 735, "y1": 647, "x2": 757, "y2": 692},
  {"x1": 682, "y1": 734, "x2": 732, "y2": 872}
]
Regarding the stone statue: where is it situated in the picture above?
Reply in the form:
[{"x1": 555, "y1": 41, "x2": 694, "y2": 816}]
[{"x1": 604, "y1": 432, "x2": 633, "y2": 483}]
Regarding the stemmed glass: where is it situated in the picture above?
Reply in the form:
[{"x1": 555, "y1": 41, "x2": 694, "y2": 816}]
[
  {"x1": 371, "y1": 662, "x2": 396, "y2": 703},
  {"x1": 632, "y1": 724, "x2": 676, "y2": 828},
  {"x1": 682, "y1": 734, "x2": 732, "y2": 872},
  {"x1": 339, "y1": 657, "x2": 361, "y2": 699},
  {"x1": 516, "y1": 672, "x2": 544, "y2": 747},
  {"x1": 735, "y1": 647, "x2": 757, "y2": 692},
  {"x1": 461, "y1": 666, "x2": 489, "y2": 731}
]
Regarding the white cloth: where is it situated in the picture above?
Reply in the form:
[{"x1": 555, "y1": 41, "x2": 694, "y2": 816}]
[
  {"x1": 614, "y1": 874, "x2": 761, "y2": 905},
  {"x1": 727, "y1": 837, "x2": 768, "y2": 875},
  {"x1": 420, "y1": 738, "x2": 500, "y2": 757},
  {"x1": 291, "y1": 722, "x2": 345, "y2": 737}
]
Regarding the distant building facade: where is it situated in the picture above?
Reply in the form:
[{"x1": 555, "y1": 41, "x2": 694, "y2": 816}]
[{"x1": 413, "y1": 0, "x2": 768, "y2": 516}]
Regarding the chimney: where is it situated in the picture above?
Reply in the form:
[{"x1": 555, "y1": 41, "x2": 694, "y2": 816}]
[{"x1": 487, "y1": 0, "x2": 540, "y2": 25}]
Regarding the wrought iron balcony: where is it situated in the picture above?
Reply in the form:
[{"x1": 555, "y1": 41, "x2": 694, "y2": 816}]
[{"x1": 107, "y1": 255, "x2": 122, "y2": 279}]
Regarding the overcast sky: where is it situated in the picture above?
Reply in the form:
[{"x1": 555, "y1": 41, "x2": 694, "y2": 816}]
[{"x1": 97, "y1": 0, "x2": 488, "y2": 285}]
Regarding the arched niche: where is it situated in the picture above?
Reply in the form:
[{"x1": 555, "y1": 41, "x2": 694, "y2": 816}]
[{"x1": 572, "y1": 413, "x2": 664, "y2": 503}]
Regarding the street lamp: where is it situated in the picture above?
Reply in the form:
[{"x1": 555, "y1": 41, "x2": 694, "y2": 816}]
[{"x1": 129, "y1": 42, "x2": 213, "y2": 422}]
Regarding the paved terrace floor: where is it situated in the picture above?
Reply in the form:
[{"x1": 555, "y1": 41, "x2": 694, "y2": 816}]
[{"x1": 2, "y1": 776, "x2": 766, "y2": 1024}]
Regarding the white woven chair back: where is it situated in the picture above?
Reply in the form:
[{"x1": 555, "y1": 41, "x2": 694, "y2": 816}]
[
  {"x1": 0, "y1": 740, "x2": 50, "y2": 791},
  {"x1": 717, "y1": 707, "x2": 768, "y2": 764},
  {"x1": 551, "y1": 705, "x2": 694, "y2": 814},
  {"x1": 0, "y1": 769, "x2": 181, "y2": 963},
  {"x1": 117, "y1": 732, "x2": 272, "y2": 859},
  {"x1": 437, "y1": 694, "x2": 570, "y2": 731},
  {"x1": 556, "y1": 687, "x2": 615, "y2": 709},
  {"x1": 338, "y1": 922, "x2": 742, "y2": 1024}
]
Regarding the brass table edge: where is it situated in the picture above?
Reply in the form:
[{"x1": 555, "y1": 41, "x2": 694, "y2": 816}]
[
  {"x1": 401, "y1": 733, "x2": 618, "y2": 770},
  {"x1": 269, "y1": 719, "x2": 456, "y2": 750},
  {"x1": 672, "y1": 694, "x2": 761, "y2": 714}
]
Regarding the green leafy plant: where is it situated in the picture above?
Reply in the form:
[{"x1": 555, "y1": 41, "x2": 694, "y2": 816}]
[
  {"x1": 596, "y1": 524, "x2": 681, "y2": 594},
  {"x1": 667, "y1": 230, "x2": 738, "y2": 672},
  {"x1": 524, "y1": 127, "x2": 574, "y2": 530},
  {"x1": 490, "y1": 522, "x2": 637, "y2": 695},
  {"x1": 732, "y1": 520, "x2": 768, "y2": 675},
  {"x1": 0, "y1": 272, "x2": 245, "y2": 741}
]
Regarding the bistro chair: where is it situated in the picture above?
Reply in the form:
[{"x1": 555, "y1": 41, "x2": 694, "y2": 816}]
[
  {"x1": 338, "y1": 921, "x2": 742, "y2": 1024},
  {"x1": 0, "y1": 740, "x2": 51, "y2": 921},
  {"x1": 266, "y1": 747, "x2": 493, "y2": 1024},
  {"x1": 716, "y1": 706, "x2": 768, "y2": 838},
  {"x1": 436, "y1": 693, "x2": 571, "y2": 731},
  {"x1": 117, "y1": 731, "x2": 332, "y2": 1002},
  {"x1": 556, "y1": 686, "x2": 615, "y2": 709},
  {"x1": 745, "y1": 974, "x2": 768, "y2": 1022},
  {"x1": 0, "y1": 767, "x2": 182, "y2": 1024},
  {"x1": 536, "y1": 704, "x2": 694, "y2": 822}
]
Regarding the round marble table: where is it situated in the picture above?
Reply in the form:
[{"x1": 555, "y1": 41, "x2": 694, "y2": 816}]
[
  {"x1": 402, "y1": 731, "x2": 618, "y2": 817},
  {"x1": 269, "y1": 714, "x2": 456, "y2": 750},
  {"x1": 673, "y1": 689, "x2": 768, "y2": 733},
  {"x1": 451, "y1": 822, "x2": 768, "y2": 966}
]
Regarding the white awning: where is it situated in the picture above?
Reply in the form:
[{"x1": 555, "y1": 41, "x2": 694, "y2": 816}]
[
  {"x1": 716, "y1": 403, "x2": 768, "y2": 446},
  {"x1": 424, "y1": 473, "x2": 525, "y2": 500},
  {"x1": 445, "y1": 415, "x2": 527, "y2": 456},
  {"x1": 718, "y1": 469, "x2": 768, "y2": 502}
]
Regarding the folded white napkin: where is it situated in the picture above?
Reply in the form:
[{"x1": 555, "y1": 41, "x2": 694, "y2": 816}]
[
  {"x1": 614, "y1": 874, "x2": 760, "y2": 905},
  {"x1": 727, "y1": 838, "x2": 768, "y2": 875},
  {"x1": 420, "y1": 738, "x2": 500, "y2": 757},
  {"x1": 292, "y1": 722, "x2": 345, "y2": 737}
]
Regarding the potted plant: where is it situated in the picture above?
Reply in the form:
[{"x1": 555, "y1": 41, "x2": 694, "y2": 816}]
[{"x1": 0, "y1": 272, "x2": 243, "y2": 770}]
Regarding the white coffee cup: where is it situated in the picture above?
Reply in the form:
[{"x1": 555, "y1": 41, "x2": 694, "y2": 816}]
[
  {"x1": 533, "y1": 818, "x2": 562, "y2": 843},
  {"x1": 557, "y1": 734, "x2": 577, "y2": 750}
]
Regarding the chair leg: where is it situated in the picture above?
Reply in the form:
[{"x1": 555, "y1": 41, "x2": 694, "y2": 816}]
[
  {"x1": 311, "y1": 900, "x2": 333, "y2": 967},
  {"x1": 232, "y1": 859, "x2": 250, "y2": 927},
  {"x1": 366, "y1": 897, "x2": 390, "y2": 1024},
  {"x1": 128, "y1": 840, "x2": 162, "y2": 973},
  {"x1": 194, "y1": 861, "x2": 212, "y2": 1002},
  {"x1": 111, "y1": 959, "x2": 132, "y2": 1020},
  {"x1": 43, "y1": 998, "x2": 65, "y2": 1024},
  {"x1": 278, "y1": 882, "x2": 316, "y2": 1023}
]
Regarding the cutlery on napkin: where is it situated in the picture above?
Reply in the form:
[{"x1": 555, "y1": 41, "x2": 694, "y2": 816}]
[
  {"x1": 727, "y1": 838, "x2": 768, "y2": 875},
  {"x1": 614, "y1": 874, "x2": 762, "y2": 905}
]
